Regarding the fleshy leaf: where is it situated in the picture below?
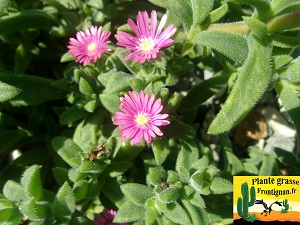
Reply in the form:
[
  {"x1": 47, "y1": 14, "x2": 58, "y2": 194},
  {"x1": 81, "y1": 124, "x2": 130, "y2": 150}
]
[
  {"x1": 19, "y1": 198, "x2": 51, "y2": 221},
  {"x1": 114, "y1": 201, "x2": 145, "y2": 223},
  {"x1": 121, "y1": 183, "x2": 154, "y2": 206},
  {"x1": 275, "y1": 79, "x2": 300, "y2": 139},
  {"x1": 163, "y1": 119, "x2": 196, "y2": 140},
  {"x1": 148, "y1": 0, "x2": 193, "y2": 30},
  {"x1": 193, "y1": 30, "x2": 248, "y2": 63},
  {"x1": 0, "y1": 82, "x2": 21, "y2": 102},
  {"x1": 279, "y1": 56, "x2": 300, "y2": 82},
  {"x1": 105, "y1": 161, "x2": 132, "y2": 177},
  {"x1": 0, "y1": 10, "x2": 58, "y2": 35},
  {"x1": 164, "y1": 202, "x2": 192, "y2": 225},
  {"x1": 210, "y1": 177, "x2": 233, "y2": 194},
  {"x1": 21, "y1": 165, "x2": 43, "y2": 201},
  {"x1": 271, "y1": 0, "x2": 300, "y2": 16},
  {"x1": 208, "y1": 35, "x2": 271, "y2": 134},
  {"x1": 226, "y1": 0, "x2": 271, "y2": 20},
  {"x1": 51, "y1": 136, "x2": 84, "y2": 168},
  {"x1": 52, "y1": 182, "x2": 75, "y2": 220},
  {"x1": 191, "y1": 0, "x2": 214, "y2": 26},
  {"x1": 0, "y1": 75, "x2": 65, "y2": 106},
  {"x1": 158, "y1": 187, "x2": 180, "y2": 203},
  {"x1": 149, "y1": 167, "x2": 167, "y2": 186},
  {"x1": 243, "y1": 16, "x2": 268, "y2": 39},
  {"x1": 176, "y1": 140, "x2": 199, "y2": 171},
  {"x1": 152, "y1": 137, "x2": 170, "y2": 165},
  {"x1": 259, "y1": 154, "x2": 279, "y2": 175},
  {"x1": 179, "y1": 70, "x2": 232, "y2": 111},
  {"x1": 99, "y1": 93, "x2": 120, "y2": 113},
  {"x1": 3, "y1": 181, "x2": 26, "y2": 203},
  {"x1": 60, "y1": 52, "x2": 75, "y2": 63},
  {"x1": 205, "y1": 3, "x2": 229, "y2": 24},
  {"x1": 182, "y1": 199, "x2": 209, "y2": 225}
]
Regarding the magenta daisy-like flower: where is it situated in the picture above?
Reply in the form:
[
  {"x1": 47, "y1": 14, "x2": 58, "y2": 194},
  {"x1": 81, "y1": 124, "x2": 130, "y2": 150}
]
[
  {"x1": 68, "y1": 26, "x2": 111, "y2": 66},
  {"x1": 94, "y1": 209, "x2": 128, "y2": 225},
  {"x1": 113, "y1": 90, "x2": 170, "y2": 145},
  {"x1": 116, "y1": 10, "x2": 177, "y2": 63}
]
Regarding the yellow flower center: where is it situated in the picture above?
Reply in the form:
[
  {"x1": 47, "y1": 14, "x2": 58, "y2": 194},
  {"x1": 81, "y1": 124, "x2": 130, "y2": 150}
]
[
  {"x1": 135, "y1": 113, "x2": 149, "y2": 127},
  {"x1": 87, "y1": 43, "x2": 97, "y2": 56},
  {"x1": 139, "y1": 38, "x2": 156, "y2": 53}
]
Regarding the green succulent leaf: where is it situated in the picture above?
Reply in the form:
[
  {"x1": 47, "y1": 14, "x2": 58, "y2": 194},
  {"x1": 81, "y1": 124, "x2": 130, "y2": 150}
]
[
  {"x1": 0, "y1": 0, "x2": 9, "y2": 16},
  {"x1": 259, "y1": 154, "x2": 279, "y2": 175},
  {"x1": 0, "y1": 75, "x2": 65, "y2": 106},
  {"x1": 21, "y1": 165, "x2": 43, "y2": 201},
  {"x1": 179, "y1": 70, "x2": 232, "y2": 111},
  {"x1": 191, "y1": 0, "x2": 214, "y2": 26},
  {"x1": 176, "y1": 140, "x2": 199, "y2": 171},
  {"x1": 182, "y1": 199, "x2": 209, "y2": 225},
  {"x1": 73, "y1": 180, "x2": 89, "y2": 201},
  {"x1": 163, "y1": 119, "x2": 196, "y2": 140},
  {"x1": 106, "y1": 71, "x2": 132, "y2": 94},
  {"x1": 148, "y1": 0, "x2": 192, "y2": 30},
  {"x1": 60, "y1": 52, "x2": 75, "y2": 63},
  {"x1": 0, "y1": 10, "x2": 58, "y2": 35},
  {"x1": 275, "y1": 79, "x2": 300, "y2": 139},
  {"x1": 114, "y1": 201, "x2": 145, "y2": 223},
  {"x1": 158, "y1": 187, "x2": 180, "y2": 203},
  {"x1": 121, "y1": 183, "x2": 154, "y2": 206},
  {"x1": 152, "y1": 137, "x2": 170, "y2": 165},
  {"x1": 52, "y1": 182, "x2": 75, "y2": 220},
  {"x1": 271, "y1": 0, "x2": 300, "y2": 16},
  {"x1": 210, "y1": 177, "x2": 233, "y2": 194},
  {"x1": 3, "y1": 181, "x2": 26, "y2": 202},
  {"x1": 178, "y1": 166, "x2": 191, "y2": 183},
  {"x1": 274, "y1": 55, "x2": 293, "y2": 70},
  {"x1": 79, "y1": 77, "x2": 94, "y2": 96},
  {"x1": 145, "y1": 198, "x2": 159, "y2": 225},
  {"x1": 149, "y1": 167, "x2": 167, "y2": 186},
  {"x1": 279, "y1": 56, "x2": 300, "y2": 82},
  {"x1": 208, "y1": 35, "x2": 271, "y2": 134},
  {"x1": 243, "y1": 16, "x2": 268, "y2": 39},
  {"x1": 193, "y1": 30, "x2": 248, "y2": 63},
  {"x1": 105, "y1": 161, "x2": 132, "y2": 177},
  {"x1": 190, "y1": 172, "x2": 204, "y2": 191},
  {"x1": 189, "y1": 192, "x2": 206, "y2": 208},
  {"x1": 0, "y1": 82, "x2": 21, "y2": 102},
  {"x1": 19, "y1": 198, "x2": 51, "y2": 221},
  {"x1": 99, "y1": 93, "x2": 120, "y2": 113},
  {"x1": 271, "y1": 34, "x2": 300, "y2": 48},
  {"x1": 226, "y1": 0, "x2": 271, "y2": 20},
  {"x1": 51, "y1": 136, "x2": 84, "y2": 168},
  {"x1": 164, "y1": 202, "x2": 192, "y2": 225},
  {"x1": 206, "y1": 3, "x2": 229, "y2": 24}
]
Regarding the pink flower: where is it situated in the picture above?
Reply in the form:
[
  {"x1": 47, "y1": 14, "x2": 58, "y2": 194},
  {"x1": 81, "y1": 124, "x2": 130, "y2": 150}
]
[
  {"x1": 94, "y1": 209, "x2": 128, "y2": 225},
  {"x1": 113, "y1": 90, "x2": 170, "y2": 145},
  {"x1": 68, "y1": 26, "x2": 111, "y2": 66},
  {"x1": 116, "y1": 10, "x2": 177, "y2": 63}
]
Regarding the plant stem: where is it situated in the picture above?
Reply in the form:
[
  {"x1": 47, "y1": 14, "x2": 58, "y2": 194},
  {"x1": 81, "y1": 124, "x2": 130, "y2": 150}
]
[{"x1": 203, "y1": 11, "x2": 300, "y2": 35}]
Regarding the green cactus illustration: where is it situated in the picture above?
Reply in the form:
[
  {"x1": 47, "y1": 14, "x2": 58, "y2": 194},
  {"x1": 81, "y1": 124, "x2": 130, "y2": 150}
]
[
  {"x1": 281, "y1": 199, "x2": 289, "y2": 214},
  {"x1": 237, "y1": 182, "x2": 256, "y2": 220}
]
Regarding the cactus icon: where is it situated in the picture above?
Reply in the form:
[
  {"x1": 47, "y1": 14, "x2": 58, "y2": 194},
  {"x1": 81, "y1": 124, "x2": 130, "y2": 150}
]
[
  {"x1": 281, "y1": 199, "x2": 289, "y2": 214},
  {"x1": 237, "y1": 182, "x2": 256, "y2": 220}
]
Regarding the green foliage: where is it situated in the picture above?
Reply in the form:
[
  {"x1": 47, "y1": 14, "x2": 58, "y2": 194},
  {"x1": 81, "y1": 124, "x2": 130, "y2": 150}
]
[
  {"x1": 0, "y1": 10, "x2": 58, "y2": 35},
  {"x1": 208, "y1": 35, "x2": 271, "y2": 134},
  {"x1": 0, "y1": 0, "x2": 299, "y2": 224},
  {"x1": 193, "y1": 30, "x2": 248, "y2": 63}
]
